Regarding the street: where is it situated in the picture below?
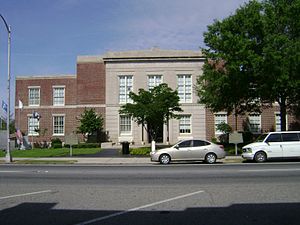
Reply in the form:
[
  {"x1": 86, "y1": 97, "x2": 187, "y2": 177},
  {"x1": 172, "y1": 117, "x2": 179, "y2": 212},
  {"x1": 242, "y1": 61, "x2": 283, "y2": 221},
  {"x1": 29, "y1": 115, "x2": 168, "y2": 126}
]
[{"x1": 1, "y1": 162, "x2": 300, "y2": 225}]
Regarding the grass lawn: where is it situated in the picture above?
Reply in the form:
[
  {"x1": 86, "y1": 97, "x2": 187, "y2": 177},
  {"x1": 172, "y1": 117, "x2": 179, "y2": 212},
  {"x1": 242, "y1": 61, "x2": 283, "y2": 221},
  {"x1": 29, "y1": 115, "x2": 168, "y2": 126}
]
[{"x1": 0, "y1": 147, "x2": 101, "y2": 158}]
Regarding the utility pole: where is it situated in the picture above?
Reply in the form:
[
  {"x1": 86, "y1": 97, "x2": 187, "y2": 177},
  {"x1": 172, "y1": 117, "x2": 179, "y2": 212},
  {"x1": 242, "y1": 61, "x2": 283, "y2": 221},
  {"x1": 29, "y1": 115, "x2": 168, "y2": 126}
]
[{"x1": 1, "y1": 14, "x2": 12, "y2": 163}]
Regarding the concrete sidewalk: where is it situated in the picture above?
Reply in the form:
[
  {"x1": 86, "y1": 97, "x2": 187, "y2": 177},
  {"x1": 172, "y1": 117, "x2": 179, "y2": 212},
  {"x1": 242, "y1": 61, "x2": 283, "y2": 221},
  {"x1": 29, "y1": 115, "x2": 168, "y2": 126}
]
[{"x1": 1, "y1": 156, "x2": 243, "y2": 165}]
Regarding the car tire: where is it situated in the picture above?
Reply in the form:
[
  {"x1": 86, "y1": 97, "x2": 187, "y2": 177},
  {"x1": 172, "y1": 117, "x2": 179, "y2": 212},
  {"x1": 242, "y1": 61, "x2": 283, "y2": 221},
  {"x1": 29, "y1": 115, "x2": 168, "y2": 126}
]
[
  {"x1": 205, "y1": 153, "x2": 217, "y2": 164},
  {"x1": 254, "y1": 151, "x2": 267, "y2": 163},
  {"x1": 159, "y1": 154, "x2": 171, "y2": 164}
]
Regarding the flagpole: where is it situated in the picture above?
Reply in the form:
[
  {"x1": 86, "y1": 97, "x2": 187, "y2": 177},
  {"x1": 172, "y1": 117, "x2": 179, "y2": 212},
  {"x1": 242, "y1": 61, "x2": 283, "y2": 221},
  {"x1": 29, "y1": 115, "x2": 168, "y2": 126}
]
[{"x1": 1, "y1": 14, "x2": 12, "y2": 163}]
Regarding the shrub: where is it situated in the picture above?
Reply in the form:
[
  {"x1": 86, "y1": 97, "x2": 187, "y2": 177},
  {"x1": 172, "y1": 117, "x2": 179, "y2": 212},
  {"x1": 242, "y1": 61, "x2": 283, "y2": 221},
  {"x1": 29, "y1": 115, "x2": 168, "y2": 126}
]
[
  {"x1": 51, "y1": 138, "x2": 62, "y2": 148},
  {"x1": 78, "y1": 143, "x2": 100, "y2": 148}
]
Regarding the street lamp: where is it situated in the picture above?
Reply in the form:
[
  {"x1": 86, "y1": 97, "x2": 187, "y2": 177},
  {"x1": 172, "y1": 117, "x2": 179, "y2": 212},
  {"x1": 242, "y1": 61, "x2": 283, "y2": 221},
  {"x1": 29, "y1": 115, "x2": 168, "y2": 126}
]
[{"x1": 0, "y1": 14, "x2": 12, "y2": 163}]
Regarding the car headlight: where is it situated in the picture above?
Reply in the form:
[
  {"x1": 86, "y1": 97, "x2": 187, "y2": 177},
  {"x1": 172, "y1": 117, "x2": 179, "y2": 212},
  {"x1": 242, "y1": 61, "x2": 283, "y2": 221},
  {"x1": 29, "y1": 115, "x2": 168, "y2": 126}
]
[{"x1": 243, "y1": 148, "x2": 252, "y2": 153}]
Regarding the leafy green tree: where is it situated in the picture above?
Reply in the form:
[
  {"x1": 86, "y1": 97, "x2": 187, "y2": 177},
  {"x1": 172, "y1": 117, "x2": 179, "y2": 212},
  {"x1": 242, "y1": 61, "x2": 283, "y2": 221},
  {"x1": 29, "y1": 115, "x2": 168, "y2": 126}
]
[
  {"x1": 120, "y1": 83, "x2": 182, "y2": 141},
  {"x1": 77, "y1": 108, "x2": 104, "y2": 141},
  {"x1": 196, "y1": 0, "x2": 300, "y2": 131}
]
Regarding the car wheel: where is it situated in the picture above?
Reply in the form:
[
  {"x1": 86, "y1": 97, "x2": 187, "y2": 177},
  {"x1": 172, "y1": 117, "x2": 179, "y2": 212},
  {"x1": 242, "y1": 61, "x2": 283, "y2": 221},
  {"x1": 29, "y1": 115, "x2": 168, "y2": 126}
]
[
  {"x1": 254, "y1": 151, "x2": 267, "y2": 163},
  {"x1": 205, "y1": 153, "x2": 217, "y2": 164},
  {"x1": 159, "y1": 154, "x2": 171, "y2": 164}
]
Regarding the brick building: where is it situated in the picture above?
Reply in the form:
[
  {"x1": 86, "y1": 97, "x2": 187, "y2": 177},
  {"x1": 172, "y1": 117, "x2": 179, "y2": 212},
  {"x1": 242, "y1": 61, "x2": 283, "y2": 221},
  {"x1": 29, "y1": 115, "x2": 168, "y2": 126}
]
[{"x1": 15, "y1": 48, "x2": 297, "y2": 146}]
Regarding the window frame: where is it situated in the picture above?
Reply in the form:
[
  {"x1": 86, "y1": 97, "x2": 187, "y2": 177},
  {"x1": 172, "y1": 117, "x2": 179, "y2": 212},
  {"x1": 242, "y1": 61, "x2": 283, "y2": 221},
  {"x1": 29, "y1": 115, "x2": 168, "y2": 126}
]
[
  {"x1": 52, "y1": 115, "x2": 65, "y2": 136},
  {"x1": 119, "y1": 115, "x2": 132, "y2": 135},
  {"x1": 148, "y1": 75, "x2": 162, "y2": 90},
  {"x1": 28, "y1": 86, "x2": 40, "y2": 106},
  {"x1": 177, "y1": 74, "x2": 192, "y2": 103},
  {"x1": 53, "y1": 86, "x2": 65, "y2": 106},
  {"x1": 214, "y1": 113, "x2": 227, "y2": 135},
  {"x1": 27, "y1": 115, "x2": 39, "y2": 136},
  {"x1": 179, "y1": 115, "x2": 192, "y2": 134},
  {"x1": 119, "y1": 75, "x2": 133, "y2": 104}
]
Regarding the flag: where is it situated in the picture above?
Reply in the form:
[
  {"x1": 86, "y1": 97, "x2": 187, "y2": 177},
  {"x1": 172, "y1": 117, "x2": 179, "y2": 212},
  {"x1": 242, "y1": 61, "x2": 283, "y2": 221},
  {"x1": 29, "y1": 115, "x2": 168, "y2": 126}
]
[
  {"x1": 19, "y1": 100, "x2": 23, "y2": 109},
  {"x1": 2, "y1": 100, "x2": 7, "y2": 112}
]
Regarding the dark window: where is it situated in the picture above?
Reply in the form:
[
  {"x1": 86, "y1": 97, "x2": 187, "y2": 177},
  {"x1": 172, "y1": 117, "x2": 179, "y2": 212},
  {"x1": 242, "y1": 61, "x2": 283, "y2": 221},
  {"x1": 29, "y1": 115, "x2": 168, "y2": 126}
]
[
  {"x1": 178, "y1": 140, "x2": 192, "y2": 148},
  {"x1": 266, "y1": 134, "x2": 282, "y2": 142},
  {"x1": 193, "y1": 140, "x2": 210, "y2": 147},
  {"x1": 282, "y1": 133, "x2": 300, "y2": 142}
]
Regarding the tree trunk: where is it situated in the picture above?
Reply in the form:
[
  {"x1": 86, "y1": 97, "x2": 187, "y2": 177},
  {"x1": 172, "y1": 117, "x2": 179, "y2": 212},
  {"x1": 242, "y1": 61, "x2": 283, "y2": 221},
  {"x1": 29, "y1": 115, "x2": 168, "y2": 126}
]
[{"x1": 279, "y1": 97, "x2": 287, "y2": 131}]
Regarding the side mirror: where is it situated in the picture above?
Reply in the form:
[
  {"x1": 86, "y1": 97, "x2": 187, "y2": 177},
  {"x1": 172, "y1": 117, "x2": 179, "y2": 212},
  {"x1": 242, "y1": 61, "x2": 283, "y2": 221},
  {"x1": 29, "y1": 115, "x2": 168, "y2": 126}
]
[{"x1": 174, "y1": 145, "x2": 179, "y2": 149}]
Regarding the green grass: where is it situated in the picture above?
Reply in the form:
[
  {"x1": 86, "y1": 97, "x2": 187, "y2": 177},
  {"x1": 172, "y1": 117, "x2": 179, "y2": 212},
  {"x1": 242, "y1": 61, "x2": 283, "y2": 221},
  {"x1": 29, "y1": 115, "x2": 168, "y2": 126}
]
[
  {"x1": 130, "y1": 147, "x2": 151, "y2": 156},
  {"x1": 0, "y1": 147, "x2": 101, "y2": 158}
]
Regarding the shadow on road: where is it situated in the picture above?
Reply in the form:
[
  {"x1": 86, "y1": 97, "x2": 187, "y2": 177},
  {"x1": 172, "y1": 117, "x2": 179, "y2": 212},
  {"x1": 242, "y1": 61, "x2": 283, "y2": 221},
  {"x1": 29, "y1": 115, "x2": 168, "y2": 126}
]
[{"x1": 1, "y1": 202, "x2": 299, "y2": 225}]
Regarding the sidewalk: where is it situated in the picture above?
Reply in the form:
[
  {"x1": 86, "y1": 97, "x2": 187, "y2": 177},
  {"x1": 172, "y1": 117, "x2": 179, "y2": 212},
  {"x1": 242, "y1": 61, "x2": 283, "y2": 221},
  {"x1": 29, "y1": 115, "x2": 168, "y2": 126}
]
[{"x1": 1, "y1": 156, "x2": 243, "y2": 165}]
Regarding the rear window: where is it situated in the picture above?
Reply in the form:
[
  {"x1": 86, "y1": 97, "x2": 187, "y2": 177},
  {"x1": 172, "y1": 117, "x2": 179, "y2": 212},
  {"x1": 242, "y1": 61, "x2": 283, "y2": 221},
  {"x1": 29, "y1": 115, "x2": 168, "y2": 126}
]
[
  {"x1": 282, "y1": 133, "x2": 300, "y2": 142},
  {"x1": 193, "y1": 140, "x2": 210, "y2": 147}
]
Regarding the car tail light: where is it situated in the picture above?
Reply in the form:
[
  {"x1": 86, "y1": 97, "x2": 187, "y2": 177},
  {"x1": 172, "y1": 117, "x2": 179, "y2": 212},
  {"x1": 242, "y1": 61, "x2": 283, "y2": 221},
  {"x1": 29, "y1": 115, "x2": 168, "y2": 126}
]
[{"x1": 219, "y1": 145, "x2": 224, "y2": 150}]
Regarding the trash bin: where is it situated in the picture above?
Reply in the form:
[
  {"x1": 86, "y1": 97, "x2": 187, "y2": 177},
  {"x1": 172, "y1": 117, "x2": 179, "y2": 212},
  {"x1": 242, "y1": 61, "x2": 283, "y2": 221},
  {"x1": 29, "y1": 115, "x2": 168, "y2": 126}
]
[{"x1": 121, "y1": 142, "x2": 130, "y2": 155}]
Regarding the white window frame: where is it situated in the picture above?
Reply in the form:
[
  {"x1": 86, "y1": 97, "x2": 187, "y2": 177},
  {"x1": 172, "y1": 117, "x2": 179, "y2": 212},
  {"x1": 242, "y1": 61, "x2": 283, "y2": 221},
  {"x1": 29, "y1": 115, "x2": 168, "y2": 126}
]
[
  {"x1": 214, "y1": 113, "x2": 227, "y2": 135},
  {"x1": 119, "y1": 75, "x2": 133, "y2": 104},
  {"x1": 248, "y1": 113, "x2": 261, "y2": 133},
  {"x1": 28, "y1": 115, "x2": 39, "y2": 136},
  {"x1": 148, "y1": 75, "x2": 162, "y2": 90},
  {"x1": 179, "y1": 115, "x2": 192, "y2": 134},
  {"x1": 177, "y1": 74, "x2": 192, "y2": 103},
  {"x1": 53, "y1": 115, "x2": 65, "y2": 136},
  {"x1": 53, "y1": 86, "x2": 65, "y2": 106},
  {"x1": 28, "y1": 86, "x2": 40, "y2": 106},
  {"x1": 119, "y1": 115, "x2": 132, "y2": 135},
  {"x1": 275, "y1": 112, "x2": 288, "y2": 132}
]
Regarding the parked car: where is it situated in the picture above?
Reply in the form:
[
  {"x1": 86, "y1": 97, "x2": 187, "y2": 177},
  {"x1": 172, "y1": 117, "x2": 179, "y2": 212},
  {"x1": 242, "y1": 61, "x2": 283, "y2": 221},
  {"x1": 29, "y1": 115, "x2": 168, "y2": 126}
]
[
  {"x1": 242, "y1": 131, "x2": 300, "y2": 163},
  {"x1": 150, "y1": 139, "x2": 226, "y2": 164}
]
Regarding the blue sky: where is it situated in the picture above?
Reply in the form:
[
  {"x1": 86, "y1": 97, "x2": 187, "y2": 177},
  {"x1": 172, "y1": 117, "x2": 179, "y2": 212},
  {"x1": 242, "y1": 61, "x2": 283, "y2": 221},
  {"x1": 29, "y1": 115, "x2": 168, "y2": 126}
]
[{"x1": 0, "y1": 0, "x2": 247, "y2": 115}]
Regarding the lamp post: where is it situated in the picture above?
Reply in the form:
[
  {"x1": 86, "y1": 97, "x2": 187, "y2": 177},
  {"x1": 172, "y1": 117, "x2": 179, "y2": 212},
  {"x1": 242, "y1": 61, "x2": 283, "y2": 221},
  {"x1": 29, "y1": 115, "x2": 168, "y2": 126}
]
[{"x1": 0, "y1": 14, "x2": 12, "y2": 163}]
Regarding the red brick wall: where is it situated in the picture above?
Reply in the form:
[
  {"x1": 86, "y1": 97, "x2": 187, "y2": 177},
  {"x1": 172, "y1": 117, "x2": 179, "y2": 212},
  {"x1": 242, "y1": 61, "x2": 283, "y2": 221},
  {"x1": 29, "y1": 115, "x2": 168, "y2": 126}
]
[{"x1": 77, "y1": 61, "x2": 105, "y2": 104}]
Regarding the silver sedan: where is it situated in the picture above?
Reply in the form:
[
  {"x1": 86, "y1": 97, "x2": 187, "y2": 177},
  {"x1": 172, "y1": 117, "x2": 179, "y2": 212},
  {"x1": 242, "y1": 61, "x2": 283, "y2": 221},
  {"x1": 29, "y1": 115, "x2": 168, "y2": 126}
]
[{"x1": 150, "y1": 139, "x2": 226, "y2": 164}]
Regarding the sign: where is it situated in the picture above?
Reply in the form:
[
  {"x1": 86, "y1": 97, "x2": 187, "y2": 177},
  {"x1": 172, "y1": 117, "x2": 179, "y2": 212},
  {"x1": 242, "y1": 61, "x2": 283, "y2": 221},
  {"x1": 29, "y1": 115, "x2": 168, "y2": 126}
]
[
  {"x1": 65, "y1": 133, "x2": 79, "y2": 146},
  {"x1": 0, "y1": 100, "x2": 7, "y2": 120},
  {"x1": 65, "y1": 133, "x2": 79, "y2": 157},
  {"x1": 229, "y1": 132, "x2": 243, "y2": 144}
]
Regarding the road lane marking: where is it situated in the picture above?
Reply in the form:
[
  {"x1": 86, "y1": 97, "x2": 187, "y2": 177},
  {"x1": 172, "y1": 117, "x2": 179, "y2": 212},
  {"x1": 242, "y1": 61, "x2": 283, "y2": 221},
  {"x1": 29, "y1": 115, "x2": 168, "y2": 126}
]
[
  {"x1": 0, "y1": 190, "x2": 52, "y2": 200},
  {"x1": 239, "y1": 168, "x2": 300, "y2": 172},
  {"x1": 74, "y1": 190, "x2": 205, "y2": 225}
]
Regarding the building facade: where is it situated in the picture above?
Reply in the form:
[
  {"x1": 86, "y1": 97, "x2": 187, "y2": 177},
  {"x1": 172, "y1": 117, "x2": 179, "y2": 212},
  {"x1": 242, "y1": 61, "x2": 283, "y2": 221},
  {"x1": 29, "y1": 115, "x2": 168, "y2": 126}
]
[{"x1": 14, "y1": 48, "x2": 297, "y2": 146}]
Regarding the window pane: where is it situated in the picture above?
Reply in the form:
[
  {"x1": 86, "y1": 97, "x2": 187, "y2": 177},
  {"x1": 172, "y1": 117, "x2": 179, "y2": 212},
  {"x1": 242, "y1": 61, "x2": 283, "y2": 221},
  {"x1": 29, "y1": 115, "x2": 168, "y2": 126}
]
[
  {"x1": 148, "y1": 75, "x2": 162, "y2": 90},
  {"x1": 29, "y1": 88, "x2": 40, "y2": 106},
  {"x1": 179, "y1": 115, "x2": 191, "y2": 134},
  {"x1": 119, "y1": 76, "x2": 133, "y2": 103},
  {"x1": 282, "y1": 133, "x2": 300, "y2": 142},
  {"x1": 28, "y1": 117, "x2": 39, "y2": 135},
  {"x1": 177, "y1": 75, "x2": 192, "y2": 103},
  {"x1": 53, "y1": 116, "x2": 64, "y2": 135},
  {"x1": 249, "y1": 114, "x2": 261, "y2": 133},
  {"x1": 266, "y1": 134, "x2": 282, "y2": 142},
  {"x1": 120, "y1": 115, "x2": 131, "y2": 134},
  {"x1": 53, "y1": 87, "x2": 65, "y2": 106},
  {"x1": 178, "y1": 140, "x2": 192, "y2": 148},
  {"x1": 214, "y1": 114, "x2": 227, "y2": 134}
]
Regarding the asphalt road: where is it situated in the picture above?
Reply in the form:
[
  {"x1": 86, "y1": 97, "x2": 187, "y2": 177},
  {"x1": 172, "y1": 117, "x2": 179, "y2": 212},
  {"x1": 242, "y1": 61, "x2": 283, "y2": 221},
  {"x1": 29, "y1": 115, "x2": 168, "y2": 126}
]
[{"x1": 1, "y1": 162, "x2": 300, "y2": 225}]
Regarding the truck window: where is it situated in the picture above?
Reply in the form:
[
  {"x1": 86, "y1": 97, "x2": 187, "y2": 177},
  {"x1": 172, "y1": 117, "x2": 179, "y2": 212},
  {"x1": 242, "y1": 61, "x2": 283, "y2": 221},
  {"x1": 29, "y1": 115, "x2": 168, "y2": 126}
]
[{"x1": 266, "y1": 134, "x2": 282, "y2": 142}]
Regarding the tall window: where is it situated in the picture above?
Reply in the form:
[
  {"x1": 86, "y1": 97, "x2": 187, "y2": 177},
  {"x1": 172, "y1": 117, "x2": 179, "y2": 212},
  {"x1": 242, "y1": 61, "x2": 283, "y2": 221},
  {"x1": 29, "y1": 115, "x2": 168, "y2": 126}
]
[
  {"x1": 53, "y1": 115, "x2": 64, "y2": 135},
  {"x1": 148, "y1": 75, "x2": 162, "y2": 90},
  {"x1": 248, "y1": 114, "x2": 261, "y2": 133},
  {"x1": 179, "y1": 115, "x2": 191, "y2": 134},
  {"x1": 28, "y1": 87, "x2": 40, "y2": 106},
  {"x1": 177, "y1": 75, "x2": 192, "y2": 103},
  {"x1": 120, "y1": 115, "x2": 131, "y2": 135},
  {"x1": 28, "y1": 116, "x2": 39, "y2": 136},
  {"x1": 214, "y1": 113, "x2": 227, "y2": 134},
  {"x1": 275, "y1": 113, "x2": 288, "y2": 131},
  {"x1": 53, "y1": 87, "x2": 65, "y2": 106},
  {"x1": 119, "y1": 75, "x2": 133, "y2": 103}
]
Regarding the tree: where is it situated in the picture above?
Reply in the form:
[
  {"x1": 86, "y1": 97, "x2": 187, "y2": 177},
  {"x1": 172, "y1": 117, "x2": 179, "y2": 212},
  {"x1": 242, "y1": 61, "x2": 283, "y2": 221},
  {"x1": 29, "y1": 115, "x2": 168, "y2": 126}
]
[
  {"x1": 196, "y1": 0, "x2": 300, "y2": 131},
  {"x1": 119, "y1": 83, "x2": 182, "y2": 142},
  {"x1": 77, "y1": 108, "x2": 104, "y2": 142}
]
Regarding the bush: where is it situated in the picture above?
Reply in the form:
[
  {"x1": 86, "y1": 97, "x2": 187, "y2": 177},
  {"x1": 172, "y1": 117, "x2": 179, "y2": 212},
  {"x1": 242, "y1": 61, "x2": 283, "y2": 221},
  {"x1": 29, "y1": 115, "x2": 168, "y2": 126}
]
[
  {"x1": 130, "y1": 147, "x2": 151, "y2": 156},
  {"x1": 51, "y1": 138, "x2": 62, "y2": 148},
  {"x1": 52, "y1": 143, "x2": 62, "y2": 149}
]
